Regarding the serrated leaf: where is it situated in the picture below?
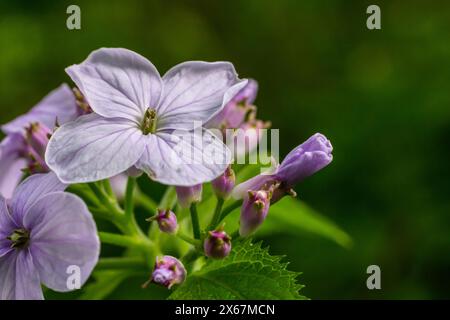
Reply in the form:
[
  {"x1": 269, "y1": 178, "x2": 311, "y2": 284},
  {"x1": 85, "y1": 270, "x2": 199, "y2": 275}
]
[{"x1": 169, "y1": 240, "x2": 305, "y2": 300}]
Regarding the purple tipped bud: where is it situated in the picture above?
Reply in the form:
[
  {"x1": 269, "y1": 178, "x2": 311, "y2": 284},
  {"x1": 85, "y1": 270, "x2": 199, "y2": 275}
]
[
  {"x1": 151, "y1": 256, "x2": 186, "y2": 289},
  {"x1": 24, "y1": 122, "x2": 51, "y2": 173},
  {"x1": 211, "y1": 166, "x2": 235, "y2": 199},
  {"x1": 240, "y1": 190, "x2": 271, "y2": 237},
  {"x1": 204, "y1": 227, "x2": 232, "y2": 259},
  {"x1": 148, "y1": 209, "x2": 178, "y2": 234},
  {"x1": 176, "y1": 184, "x2": 202, "y2": 208}
]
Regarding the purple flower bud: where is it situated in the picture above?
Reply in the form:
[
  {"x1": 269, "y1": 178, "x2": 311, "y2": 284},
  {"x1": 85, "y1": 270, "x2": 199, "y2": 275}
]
[
  {"x1": 204, "y1": 227, "x2": 232, "y2": 259},
  {"x1": 176, "y1": 184, "x2": 202, "y2": 208},
  {"x1": 211, "y1": 166, "x2": 235, "y2": 199},
  {"x1": 232, "y1": 133, "x2": 333, "y2": 204},
  {"x1": 24, "y1": 122, "x2": 51, "y2": 173},
  {"x1": 240, "y1": 190, "x2": 271, "y2": 237},
  {"x1": 207, "y1": 79, "x2": 259, "y2": 129},
  {"x1": 149, "y1": 209, "x2": 178, "y2": 234},
  {"x1": 151, "y1": 256, "x2": 186, "y2": 289},
  {"x1": 275, "y1": 133, "x2": 333, "y2": 187}
]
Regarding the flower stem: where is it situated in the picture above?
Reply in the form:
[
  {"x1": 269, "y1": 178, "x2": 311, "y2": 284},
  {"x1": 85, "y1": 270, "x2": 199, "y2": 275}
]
[
  {"x1": 189, "y1": 203, "x2": 201, "y2": 239},
  {"x1": 208, "y1": 197, "x2": 225, "y2": 230},
  {"x1": 135, "y1": 191, "x2": 157, "y2": 214},
  {"x1": 96, "y1": 257, "x2": 147, "y2": 270},
  {"x1": 124, "y1": 177, "x2": 136, "y2": 218},
  {"x1": 99, "y1": 231, "x2": 154, "y2": 251},
  {"x1": 88, "y1": 182, "x2": 123, "y2": 216},
  {"x1": 99, "y1": 232, "x2": 142, "y2": 248},
  {"x1": 218, "y1": 200, "x2": 243, "y2": 224},
  {"x1": 102, "y1": 179, "x2": 114, "y2": 197},
  {"x1": 176, "y1": 232, "x2": 201, "y2": 247}
]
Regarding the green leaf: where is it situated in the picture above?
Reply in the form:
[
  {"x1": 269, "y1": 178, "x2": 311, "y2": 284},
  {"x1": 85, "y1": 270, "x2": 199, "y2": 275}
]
[
  {"x1": 260, "y1": 197, "x2": 352, "y2": 248},
  {"x1": 169, "y1": 240, "x2": 305, "y2": 300}
]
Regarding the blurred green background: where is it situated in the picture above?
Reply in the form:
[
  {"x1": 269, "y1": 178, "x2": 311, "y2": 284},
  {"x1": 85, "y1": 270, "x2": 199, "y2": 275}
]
[{"x1": 1, "y1": 0, "x2": 449, "y2": 299}]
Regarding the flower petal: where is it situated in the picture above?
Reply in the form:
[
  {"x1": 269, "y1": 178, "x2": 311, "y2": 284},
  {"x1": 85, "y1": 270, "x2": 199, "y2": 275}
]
[
  {"x1": 0, "y1": 196, "x2": 16, "y2": 258},
  {"x1": 10, "y1": 172, "x2": 66, "y2": 225},
  {"x1": 157, "y1": 61, "x2": 247, "y2": 130},
  {"x1": 276, "y1": 133, "x2": 333, "y2": 186},
  {"x1": 14, "y1": 250, "x2": 43, "y2": 300},
  {"x1": 0, "y1": 250, "x2": 43, "y2": 300},
  {"x1": 66, "y1": 48, "x2": 162, "y2": 123},
  {"x1": 45, "y1": 113, "x2": 147, "y2": 183},
  {"x1": 0, "y1": 251, "x2": 18, "y2": 299},
  {"x1": 24, "y1": 192, "x2": 99, "y2": 292},
  {"x1": 136, "y1": 129, "x2": 231, "y2": 186},
  {"x1": 0, "y1": 134, "x2": 27, "y2": 199},
  {"x1": 2, "y1": 84, "x2": 78, "y2": 134}
]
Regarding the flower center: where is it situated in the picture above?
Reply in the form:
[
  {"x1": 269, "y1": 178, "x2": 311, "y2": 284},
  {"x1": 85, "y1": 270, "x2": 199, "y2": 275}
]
[
  {"x1": 7, "y1": 228, "x2": 30, "y2": 250},
  {"x1": 142, "y1": 108, "x2": 157, "y2": 135}
]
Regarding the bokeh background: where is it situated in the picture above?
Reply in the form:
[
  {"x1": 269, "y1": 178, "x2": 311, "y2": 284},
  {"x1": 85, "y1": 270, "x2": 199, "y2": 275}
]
[{"x1": 1, "y1": 0, "x2": 449, "y2": 299}]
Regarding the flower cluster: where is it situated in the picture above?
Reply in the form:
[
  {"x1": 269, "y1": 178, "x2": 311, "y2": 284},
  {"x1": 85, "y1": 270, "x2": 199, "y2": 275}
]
[{"x1": 0, "y1": 48, "x2": 332, "y2": 299}]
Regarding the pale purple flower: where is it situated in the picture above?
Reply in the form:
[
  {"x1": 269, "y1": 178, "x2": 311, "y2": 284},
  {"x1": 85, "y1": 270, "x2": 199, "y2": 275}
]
[
  {"x1": 0, "y1": 84, "x2": 79, "y2": 198},
  {"x1": 151, "y1": 256, "x2": 186, "y2": 289},
  {"x1": 233, "y1": 133, "x2": 333, "y2": 203},
  {"x1": 204, "y1": 227, "x2": 232, "y2": 259},
  {"x1": 46, "y1": 48, "x2": 247, "y2": 186},
  {"x1": 240, "y1": 190, "x2": 271, "y2": 237},
  {"x1": 0, "y1": 173, "x2": 100, "y2": 300},
  {"x1": 176, "y1": 184, "x2": 203, "y2": 208}
]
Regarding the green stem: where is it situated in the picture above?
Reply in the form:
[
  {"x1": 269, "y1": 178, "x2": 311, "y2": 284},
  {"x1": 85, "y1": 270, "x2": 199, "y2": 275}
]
[
  {"x1": 209, "y1": 198, "x2": 225, "y2": 230},
  {"x1": 68, "y1": 185, "x2": 100, "y2": 207},
  {"x1": 99, "y1": 232, "x2": 142, "y2": 248},
  {"x1": 95, "y1": 257, "x2": 147, "y2": 270},
  {"x1": 124, "y1": 177, "x2": 136, "y2": 218},
  {"x1": 99, "y1": 231, "x2": 154, "y2": 251},
  {"x1": 135, "y1": 191, "x2": 157, "y2": 214},
  {"x1": 218, "y1": 200, "x2": 243, "y2": 223},
  {"x1": 88, "y1": 182, "x2": 123, "y2": 216},
  {"x1": 102, "y1": 179, "x2": 114, "y2": 197},
  {"x1": 190, "y1": 203, "x2": 201, "y2": 239},
  {"x1": 176, "y1": 232, "x2": 201, "y2": 247}
]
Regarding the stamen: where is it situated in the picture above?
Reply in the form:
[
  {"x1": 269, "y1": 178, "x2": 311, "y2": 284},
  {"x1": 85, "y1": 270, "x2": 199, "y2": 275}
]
[
  {"x1": 142, "y1": 108, "x2": 158, "y2": 135},
  {"x1": 7, "y1": 228, "x2": 30, "y2": 250}
]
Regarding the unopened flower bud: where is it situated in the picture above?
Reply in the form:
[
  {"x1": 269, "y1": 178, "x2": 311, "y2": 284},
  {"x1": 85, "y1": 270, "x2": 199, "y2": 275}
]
[
  {"x1": 149, "y1": 256, "x2": 186, "y2": 289},
  {"x1": 211, "y1": 166, "x2": 235, "y2": 199},
  {"x1": 176, "y1": 184, "x2": 202, "y2": 208},
  {"x1": 24, "y1": 122, "x2": 51, "y2": 173},
  {"x1": 240, "y1": 190, "x2": 271, "y2": 237},
  {"x1": 147, "y1": 209, "x2": 178, "y2": 234},
  {"x1": 204, "y1": 227, "x2": 232, "y2": 259}
]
